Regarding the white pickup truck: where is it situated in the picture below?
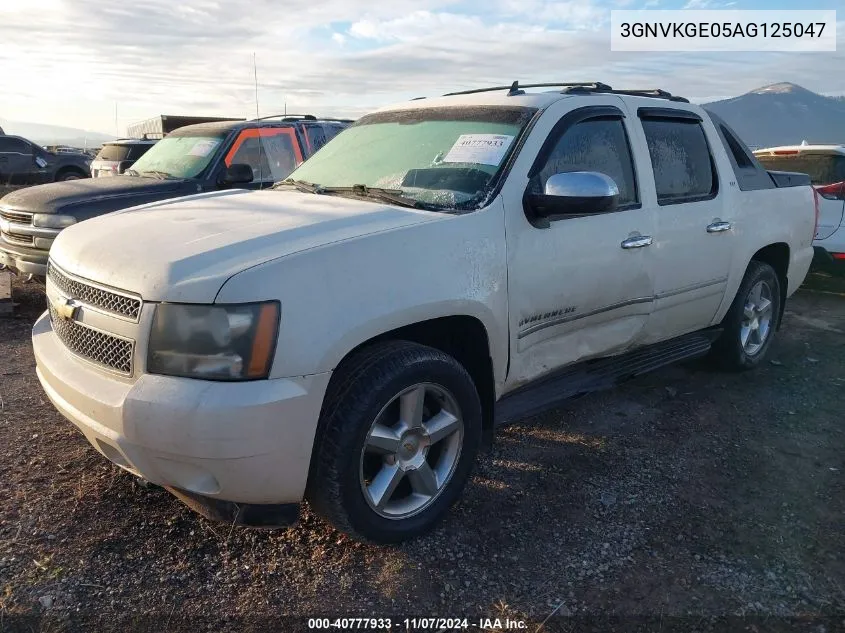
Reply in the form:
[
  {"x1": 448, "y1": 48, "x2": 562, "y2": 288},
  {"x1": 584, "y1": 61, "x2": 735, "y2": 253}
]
[{"x1": 33, "y1": 82, "x2": 816, "y2": 543}]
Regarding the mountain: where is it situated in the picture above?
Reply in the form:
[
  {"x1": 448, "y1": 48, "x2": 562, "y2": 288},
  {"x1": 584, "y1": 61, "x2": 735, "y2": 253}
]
[
  {"x1": 0, "y1": 118, "x2": 114, "y2": 148},
  {"x1": 703, "y1": 83, "x2": 845, "y2": 149}
]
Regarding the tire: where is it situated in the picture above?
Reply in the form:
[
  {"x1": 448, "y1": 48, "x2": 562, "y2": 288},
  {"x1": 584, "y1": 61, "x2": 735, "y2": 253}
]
[
  {"x1": 57, "y1": 171, "x2": 84, "y2": 181},
  {"x1": 711, "y1": 260, "x2": 781, "y2": 371},
  {"x1": 307, "y1": 340, "x2": 482, "y2": 543}
]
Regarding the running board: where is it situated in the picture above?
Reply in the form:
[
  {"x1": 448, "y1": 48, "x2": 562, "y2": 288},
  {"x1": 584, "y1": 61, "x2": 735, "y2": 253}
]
[{"x1": 494, "y1": 331, "x2": 719, "y2": 427}]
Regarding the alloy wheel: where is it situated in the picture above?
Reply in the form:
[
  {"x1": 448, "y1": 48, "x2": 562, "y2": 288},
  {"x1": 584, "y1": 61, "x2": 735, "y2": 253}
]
[
  {"x1": 740, "y1": 280, "x2": 773, "y2": 355},
  {"x1": 359, "y1": 382, "x2": 464, "y2": 519}
]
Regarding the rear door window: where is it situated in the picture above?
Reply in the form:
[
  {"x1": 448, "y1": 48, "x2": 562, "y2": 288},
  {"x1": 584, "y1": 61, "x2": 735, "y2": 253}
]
[
  {"x1": 302, "y1": 124, "x2": 346, "y2": 154},
  {"x1": 0, "y1": 138, "x2": 32, "y2": 154},
  {"x1": 641, "y1": 118, "x2": 717, "y2": 204}
]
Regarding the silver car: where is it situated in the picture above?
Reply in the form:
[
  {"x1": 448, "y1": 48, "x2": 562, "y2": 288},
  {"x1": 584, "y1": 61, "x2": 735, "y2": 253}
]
[{"x1": 90, "y1": 138, "x2": 158, "y2": 178}]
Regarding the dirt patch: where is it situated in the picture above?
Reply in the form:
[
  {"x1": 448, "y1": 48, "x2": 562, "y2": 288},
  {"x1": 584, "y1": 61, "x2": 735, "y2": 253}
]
[{"x1": 0, "y1": 274, "x2": 843, "y2": 632}]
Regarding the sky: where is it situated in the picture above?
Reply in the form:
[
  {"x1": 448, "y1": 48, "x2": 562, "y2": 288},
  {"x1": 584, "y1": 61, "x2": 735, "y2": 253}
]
[{"x1": 0, "y1": 0, "x2": 842, "y2": 136}]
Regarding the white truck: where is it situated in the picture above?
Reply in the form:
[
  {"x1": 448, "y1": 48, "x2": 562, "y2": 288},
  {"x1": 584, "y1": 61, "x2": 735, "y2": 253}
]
[
  {"x1": 32, "y1": 82, "x2": 816, "y2": 543},
  {"x1": 754, "y1": 144, "x2": 845, "y2": 275}
]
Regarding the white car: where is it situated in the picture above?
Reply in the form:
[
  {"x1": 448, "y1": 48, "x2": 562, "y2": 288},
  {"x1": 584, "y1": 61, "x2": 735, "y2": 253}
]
[
  {"x1": 33, "y1": 82, "x2": 816, "y2": 543},
  {"x1": 754, "y1": 144, "x2": 845, "y2": 274}
]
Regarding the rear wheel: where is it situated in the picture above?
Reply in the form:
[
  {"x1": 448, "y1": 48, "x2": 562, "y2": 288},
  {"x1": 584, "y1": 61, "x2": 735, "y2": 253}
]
[
  {"x1": 711, "y1": 260, "x2": 781, "y2": 371},
  {"x1": 307, "y1": 341, "x2": 482, "y2": 543},
  {"x1": 57, "y1": 171, "x2": 84, "y2": 181}
]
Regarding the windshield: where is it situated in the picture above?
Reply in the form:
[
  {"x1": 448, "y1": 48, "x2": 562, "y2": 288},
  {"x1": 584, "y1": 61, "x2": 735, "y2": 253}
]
[
  {"x1": 284, "y1": 106, "x2": 537, "y2": 210},
  {"x1": 756, "y1": 153, "x2": 845, "y2": 185},
  {"x1": 94, "y1": 143, "x2": 152, "y2": 162},
  {"x1": 129, "y1": 134, "x2": 224, "y2": 179},
  {"x1": 95, "y1": 144, "x2": 132, "y2": 162}
]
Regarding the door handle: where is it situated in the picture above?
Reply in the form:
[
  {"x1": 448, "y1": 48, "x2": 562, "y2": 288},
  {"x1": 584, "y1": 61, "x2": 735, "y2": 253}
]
[
  {"x1": 707, "y1": 221, "x2": 732, "y2": 233},
  {"x1": 621, "y1": 235, "x2": 653, "y2": 249}
]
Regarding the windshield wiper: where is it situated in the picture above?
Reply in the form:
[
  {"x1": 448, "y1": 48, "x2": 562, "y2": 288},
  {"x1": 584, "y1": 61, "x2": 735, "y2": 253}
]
[
  {"x1": 140, "y1": 170, "x2": 174, "y2": 180},
  {"x1": 275, "y1": 179, "x2": 323, "y2": 194},
  {"x1": 276, "y1": 180, "x2": 424, "y2": 209},
  {"x1": 321, "y1": 184, "x2": 421, "y2": 209}
]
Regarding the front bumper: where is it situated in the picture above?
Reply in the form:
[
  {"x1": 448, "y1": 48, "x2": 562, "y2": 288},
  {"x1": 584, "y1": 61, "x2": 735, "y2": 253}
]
[
  {"x1": 0, "y1": 239, "x2": 49, "y2": 276},
  {"x1": 166, "y1": 487, "x2": 302, "y2": 528},
  {"x1": 33, "y1": 310, "x2": 332, "y2": 506}
]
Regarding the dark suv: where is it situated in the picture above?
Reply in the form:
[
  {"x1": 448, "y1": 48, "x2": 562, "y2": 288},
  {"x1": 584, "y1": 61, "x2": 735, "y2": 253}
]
[
  {"x1": 0, "y1": 115, "x2": 350, "y2": 277},
  {"x1": 0, "y1": 134, "x2": 91, "y2": 185}
]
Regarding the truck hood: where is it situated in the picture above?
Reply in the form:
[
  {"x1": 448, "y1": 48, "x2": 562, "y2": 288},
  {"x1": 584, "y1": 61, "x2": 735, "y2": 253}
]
[
  {"x1": 0, "y1": 176, "x2": 189, "y2": 219},
  {"x1": 50, "y1": 189, "x2": 442, "y2": 303}
]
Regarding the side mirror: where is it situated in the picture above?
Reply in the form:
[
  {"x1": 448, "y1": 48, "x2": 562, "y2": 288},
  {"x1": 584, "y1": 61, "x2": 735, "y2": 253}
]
[
  {"x1": 525, "y1": 171, "x2": 619, "y2": 225},
  {"x1": 117, "y1": 160, "x2": 133, "y2": 175},
  {"x1": 219, "y1": 163, "x2": 254, "y2": 186}
]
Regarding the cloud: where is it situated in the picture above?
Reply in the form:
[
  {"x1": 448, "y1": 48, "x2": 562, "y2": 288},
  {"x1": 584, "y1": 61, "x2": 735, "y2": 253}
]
[
  {"x1": 494, "y1": 0, "x2": 608, "y2": 27},
  {"x1": 681, "y1": 0, "x2": 735, "y2": 8},
  {"x1": 0, "y1": 0, "x2": 842, "y2": 134}
]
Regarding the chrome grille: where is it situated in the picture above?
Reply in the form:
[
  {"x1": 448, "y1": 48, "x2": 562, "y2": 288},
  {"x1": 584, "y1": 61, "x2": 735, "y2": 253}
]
[
  {"x1": 0, "y1": 209, "x2": 33, "y2": 225},
  {"x1": 48, "y1": 263, "x2": 142, "y2": 321},
  {"x1": 49, "y1": 305, "x2": 134, "y2": 375},
  {"x1": 2, "y1": 232, "x2": 33, "y2": 245}
]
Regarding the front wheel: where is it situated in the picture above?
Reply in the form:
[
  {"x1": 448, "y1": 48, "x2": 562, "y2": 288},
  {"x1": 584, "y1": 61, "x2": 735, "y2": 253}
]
[
  {"x1": 711, "y1": 260, "x2": 781, "y2": 371},
  {"x1": 307, "y1": 341, "x2": 482, "y2": 543},
  {"x1": 57, "y1": 172, "x2": 84, "y2": 181}
]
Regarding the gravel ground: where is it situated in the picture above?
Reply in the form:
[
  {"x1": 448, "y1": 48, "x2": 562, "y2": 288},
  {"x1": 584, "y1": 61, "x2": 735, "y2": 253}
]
[{"x1": 0, "y1": 273, "x2": 843, "y2": 632}]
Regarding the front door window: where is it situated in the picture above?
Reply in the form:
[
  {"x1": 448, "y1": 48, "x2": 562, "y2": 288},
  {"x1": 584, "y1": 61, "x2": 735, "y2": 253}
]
[{"x1": 226, "y1": 128, "x2": 303, "y2": 185}]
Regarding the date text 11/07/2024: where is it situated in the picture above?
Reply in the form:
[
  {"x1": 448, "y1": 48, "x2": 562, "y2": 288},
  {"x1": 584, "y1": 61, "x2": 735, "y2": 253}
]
[{"x1": 307, "y1": 617, "x2": 528, "y2": 630}]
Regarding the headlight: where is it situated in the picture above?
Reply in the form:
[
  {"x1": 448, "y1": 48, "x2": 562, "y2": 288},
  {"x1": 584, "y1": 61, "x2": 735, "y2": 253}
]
[
  {"x1": 147, "y1": 302, "x2": 280, "y2": 381},
  {"x1": 32, "y1": 214, "x2": 76, "y2": 229}
]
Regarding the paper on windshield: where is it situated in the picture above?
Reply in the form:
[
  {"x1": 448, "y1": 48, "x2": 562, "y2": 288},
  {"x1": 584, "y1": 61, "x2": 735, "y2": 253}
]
[
  {"x1": 189, "y1": 139, "x2": 220, "y2": 157},
  {"x1": 442, "y1": 134, "x2": 515, "y2": 166}
]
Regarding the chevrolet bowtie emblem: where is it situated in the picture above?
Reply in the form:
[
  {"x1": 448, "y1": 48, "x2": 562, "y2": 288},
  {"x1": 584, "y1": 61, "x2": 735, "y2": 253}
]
[{"x1": 52, "y1": 296, "x2": 80, "y2": 321}]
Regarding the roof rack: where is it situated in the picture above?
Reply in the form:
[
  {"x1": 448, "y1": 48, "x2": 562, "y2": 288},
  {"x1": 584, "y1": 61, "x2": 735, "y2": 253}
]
[
  {"x1": 309, "y1": 117, "x2": 356, "y2": 123},
  {"x1": 442, "y1": 81, "x2": 689, "y2": 103},
  {"x1": 443, "y1": 82, "x2": 612, "y2": 96},
  {"x1": 253, "y1": 114, "x2": 317, "y2": 122},
  {"x1": 251, "y1": 114, "x2": 355, "y2": 123},
  {"x1": 563, "y1": 85, "x2": 690, "y2": 103},
  {"x1": 110, "y1": 136, "x2": 159, "y2": 143}
]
